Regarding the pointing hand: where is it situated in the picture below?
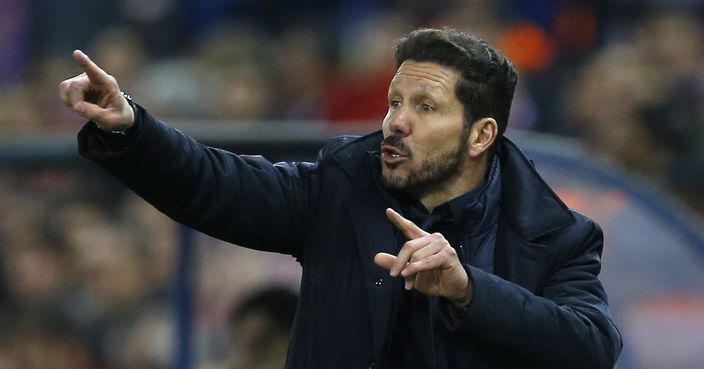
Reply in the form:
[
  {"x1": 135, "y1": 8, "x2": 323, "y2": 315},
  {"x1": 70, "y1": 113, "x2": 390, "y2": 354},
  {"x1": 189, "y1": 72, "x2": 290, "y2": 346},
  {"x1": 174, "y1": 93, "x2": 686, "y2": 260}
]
[
  {"x1": 374, "y1": 208, "x2": 472, "y2": 305},
  {"x1": 58, "y1": 50, "x2": 134, "y2": 131}
]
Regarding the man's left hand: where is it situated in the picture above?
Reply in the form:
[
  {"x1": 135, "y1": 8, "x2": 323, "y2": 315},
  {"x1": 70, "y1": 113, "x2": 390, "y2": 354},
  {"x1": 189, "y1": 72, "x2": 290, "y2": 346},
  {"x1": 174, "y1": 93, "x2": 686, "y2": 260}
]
[{"x1": 374, "y1": 208, "x2": 473, "y2": 306}]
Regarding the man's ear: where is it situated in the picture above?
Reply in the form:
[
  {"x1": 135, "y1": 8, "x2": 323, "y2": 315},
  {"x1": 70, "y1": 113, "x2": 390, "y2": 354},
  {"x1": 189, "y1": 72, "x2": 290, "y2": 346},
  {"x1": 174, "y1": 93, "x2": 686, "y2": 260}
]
[{"x1": 467, "y1": 118, "x2": 498, "y2": 158}]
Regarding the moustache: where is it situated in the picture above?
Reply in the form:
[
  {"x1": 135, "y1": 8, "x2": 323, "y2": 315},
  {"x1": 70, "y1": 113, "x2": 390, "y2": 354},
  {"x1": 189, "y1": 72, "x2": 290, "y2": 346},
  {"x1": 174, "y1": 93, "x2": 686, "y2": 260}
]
[{"x1": 380, "y1": 135, "x2": 412, "y2": 156}]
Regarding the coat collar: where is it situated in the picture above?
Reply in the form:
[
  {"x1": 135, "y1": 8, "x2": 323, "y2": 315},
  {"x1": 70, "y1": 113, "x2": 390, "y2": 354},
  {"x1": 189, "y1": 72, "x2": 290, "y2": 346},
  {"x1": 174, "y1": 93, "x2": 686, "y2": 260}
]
[
  {"x1": 329, "y1": 130, "x2": 384, "y2": 192},
  {"x1": 496, "y1": 136, "x2": 575, "y2": 240},
  {"x1": 329, "y1": 131, "x2": 576, "y2": 241}
]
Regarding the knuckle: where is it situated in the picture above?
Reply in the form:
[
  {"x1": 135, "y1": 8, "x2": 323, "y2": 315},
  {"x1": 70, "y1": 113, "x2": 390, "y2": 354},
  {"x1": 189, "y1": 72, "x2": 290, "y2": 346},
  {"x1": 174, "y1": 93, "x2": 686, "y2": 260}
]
[
  {"x1": 446, "y1": 247, "x2": 458, "y2": 257},
  {"x1": 405, "y1": 241, "x2": 420, "y2": 251},
  {"x1": 69, "y1": 80, "x2": 83, "y2": 90},
  {"x1": 410, "y1": 253, "x2": 424, "y2": 263}
]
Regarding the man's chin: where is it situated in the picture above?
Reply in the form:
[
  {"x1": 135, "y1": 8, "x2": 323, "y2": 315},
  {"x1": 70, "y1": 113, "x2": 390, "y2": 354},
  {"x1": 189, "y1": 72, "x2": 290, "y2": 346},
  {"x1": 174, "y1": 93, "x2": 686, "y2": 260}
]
[{"x1": 381, "y1": 169, "x2": 408, "y2": 191}]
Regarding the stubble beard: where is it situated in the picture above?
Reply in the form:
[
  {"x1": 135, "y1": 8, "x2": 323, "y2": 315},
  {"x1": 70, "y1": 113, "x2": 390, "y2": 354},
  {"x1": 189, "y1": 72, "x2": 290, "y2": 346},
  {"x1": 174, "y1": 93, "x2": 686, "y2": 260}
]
[{"x1": 381, "y1": 131, "x2": 469, "y2": 194}]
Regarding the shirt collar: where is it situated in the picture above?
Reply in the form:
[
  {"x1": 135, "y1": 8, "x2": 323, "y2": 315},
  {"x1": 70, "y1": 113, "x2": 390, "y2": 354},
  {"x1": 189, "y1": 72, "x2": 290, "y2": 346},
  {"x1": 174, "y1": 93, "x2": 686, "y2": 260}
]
[
  {"x1": 447, "y1": 155, "x2": 500, "y2": 224},
  {"x1": 397, "y1": 155, "x2": 501, "y2": 227}
]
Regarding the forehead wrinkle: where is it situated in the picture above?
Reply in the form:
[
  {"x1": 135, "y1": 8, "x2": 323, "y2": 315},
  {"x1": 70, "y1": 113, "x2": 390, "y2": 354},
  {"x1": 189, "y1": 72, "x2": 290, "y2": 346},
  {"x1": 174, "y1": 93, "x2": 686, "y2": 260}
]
[{"x1": 392, "y1": 61, "x2": 457, "y2": 95}]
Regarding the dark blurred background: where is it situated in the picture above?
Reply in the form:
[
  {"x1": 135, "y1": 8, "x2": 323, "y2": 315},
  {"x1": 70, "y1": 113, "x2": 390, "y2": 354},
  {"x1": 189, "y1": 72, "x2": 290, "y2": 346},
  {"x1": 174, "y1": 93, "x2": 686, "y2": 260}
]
[{"x1": 1, "y1": 0, "x2": 704, "y2": 368}]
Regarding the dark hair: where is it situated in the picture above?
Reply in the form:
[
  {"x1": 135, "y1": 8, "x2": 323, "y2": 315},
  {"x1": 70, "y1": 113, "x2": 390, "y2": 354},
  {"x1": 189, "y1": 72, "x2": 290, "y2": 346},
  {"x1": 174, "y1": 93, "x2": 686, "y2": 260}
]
[
  {"x1": 394, "y1": 27, "x2": 518, "y2": 135},
  {"x1": 231, "y1": 286, "x2": 298, "y2": 334}
]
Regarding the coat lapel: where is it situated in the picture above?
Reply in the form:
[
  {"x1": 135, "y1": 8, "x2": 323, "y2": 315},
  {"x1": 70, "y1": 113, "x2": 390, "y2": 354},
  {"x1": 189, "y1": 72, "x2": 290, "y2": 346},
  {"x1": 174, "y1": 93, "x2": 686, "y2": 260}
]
[
  {"x1": 493, "y1": 137, "x2": 575, "y2": 293},
  {"x1": 331, "y1": 130, "x2": 403, "y2": 357},
  {"x1": 494, "y1": 221, "x2": 548, "y2": 293},
  {"x1": 346, "y1": 193, "x2": 403, "y2": 359}
]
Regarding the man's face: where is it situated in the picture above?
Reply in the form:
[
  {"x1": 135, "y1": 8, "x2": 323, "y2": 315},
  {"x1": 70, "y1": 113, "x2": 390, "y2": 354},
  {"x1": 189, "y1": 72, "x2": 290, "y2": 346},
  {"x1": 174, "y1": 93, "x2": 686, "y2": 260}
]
[{"x1": 380, "y1": 60, "x2": 469, "y2": 193}]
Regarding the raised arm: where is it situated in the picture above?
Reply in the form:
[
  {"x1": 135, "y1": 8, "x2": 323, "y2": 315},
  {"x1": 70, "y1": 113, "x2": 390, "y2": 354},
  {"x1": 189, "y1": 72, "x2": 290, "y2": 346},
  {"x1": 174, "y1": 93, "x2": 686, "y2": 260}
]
[{"x1": 59, "y1": 51, "x2": 318, "y2": 258}]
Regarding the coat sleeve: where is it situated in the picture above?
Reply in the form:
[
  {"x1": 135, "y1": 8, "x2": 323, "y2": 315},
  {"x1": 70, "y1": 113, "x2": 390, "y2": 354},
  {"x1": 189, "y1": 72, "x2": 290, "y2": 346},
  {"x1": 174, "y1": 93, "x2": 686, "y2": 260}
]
[
  {"x1": 440, "y1": 218, "x2": 622, "y2": 369},
  {"x1": 78, "y1": 103, "x2": 321, "y2": 258}
]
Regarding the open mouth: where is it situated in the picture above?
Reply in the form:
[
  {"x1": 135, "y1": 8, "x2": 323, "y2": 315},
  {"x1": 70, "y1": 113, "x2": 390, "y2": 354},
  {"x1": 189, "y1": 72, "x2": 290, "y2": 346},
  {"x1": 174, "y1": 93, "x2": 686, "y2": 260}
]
[{"x1": 381, "y1": 145, "x2": 409, "y2": 164}]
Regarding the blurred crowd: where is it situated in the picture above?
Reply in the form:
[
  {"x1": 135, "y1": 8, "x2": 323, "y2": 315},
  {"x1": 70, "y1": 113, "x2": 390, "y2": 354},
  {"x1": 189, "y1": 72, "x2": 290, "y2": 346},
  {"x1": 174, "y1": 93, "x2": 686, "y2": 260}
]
[
  {"x1": 1, "y1": 0, "x2": 704, "y2": 368},
  {"x1": 0, "y1": 163, "x2": 301, "y2": 369}
]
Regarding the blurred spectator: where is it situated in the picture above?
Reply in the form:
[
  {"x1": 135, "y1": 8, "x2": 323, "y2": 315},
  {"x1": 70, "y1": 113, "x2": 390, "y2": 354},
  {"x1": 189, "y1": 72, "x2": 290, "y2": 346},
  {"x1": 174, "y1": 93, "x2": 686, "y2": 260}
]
[
  {"x1": 635, "y1": 11, "x2": 704, "y2": 214},
  {"x1": 273, "y1": 24, "x2": 329, "y2": 120},
  {"x1": 196, "y1": 22, "x2": 276, "y2": 121},
  {"x1": 0, "y1": 84, "x2": 44, "y2": 134},
  {"x1": 119, "y1": 194, "x2": 177, "y2": 298},
  {"x1": 132, "y1": 56, "x2": 211, "y2": 119},
  {"x1": 0, "y1": 317, "x2": 94, "y2": 369},
  {"x1": 28, "y1": 55, "x2": 87, "y2": 131},
  {"x1": 1, "y1": 235, "x2": 70, "y2": 317},
  {"x1": 566, "y1": 42, "x2": 667, "y2": 178},
  {"x1": 107, "y1": 304, "x2": 174, "y2": 369},
  {"x1": 229, "y1": 286, "x2": 298, "y2": 369},
  {"x1": 89, "y1": 26, "x2": 147, "y2": 93},
  {"x1": 325, "y1": 12, "x2": 412, "y2": 122}
]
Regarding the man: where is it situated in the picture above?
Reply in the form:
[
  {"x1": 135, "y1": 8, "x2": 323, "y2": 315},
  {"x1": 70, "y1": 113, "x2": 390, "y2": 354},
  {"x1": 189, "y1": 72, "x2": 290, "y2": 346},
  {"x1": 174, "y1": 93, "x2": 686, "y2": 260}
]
[{"x1": 59, "y1": 28, "x2": 622, "y2": 368}]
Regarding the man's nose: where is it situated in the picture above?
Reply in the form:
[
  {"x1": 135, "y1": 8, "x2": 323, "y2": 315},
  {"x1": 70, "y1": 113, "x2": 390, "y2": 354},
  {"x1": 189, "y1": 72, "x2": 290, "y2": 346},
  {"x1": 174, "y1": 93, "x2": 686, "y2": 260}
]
[{"x1": 387, "y1": 107, "x2": 411, "y2": 136}]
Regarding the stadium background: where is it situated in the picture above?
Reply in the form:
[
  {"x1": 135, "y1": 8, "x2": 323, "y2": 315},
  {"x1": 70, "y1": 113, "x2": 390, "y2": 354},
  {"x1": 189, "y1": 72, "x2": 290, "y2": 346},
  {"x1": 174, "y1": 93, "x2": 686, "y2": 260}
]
[{"x1": 1, "y1": 0, "x2": 704, "y2": 368}]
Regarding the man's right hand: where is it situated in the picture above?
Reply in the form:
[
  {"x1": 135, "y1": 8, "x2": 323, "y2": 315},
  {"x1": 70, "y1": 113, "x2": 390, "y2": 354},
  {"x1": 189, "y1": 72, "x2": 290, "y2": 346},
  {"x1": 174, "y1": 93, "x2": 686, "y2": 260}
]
[{"x1": 59, "y1": 50, "x2": 134, "y2": 131}]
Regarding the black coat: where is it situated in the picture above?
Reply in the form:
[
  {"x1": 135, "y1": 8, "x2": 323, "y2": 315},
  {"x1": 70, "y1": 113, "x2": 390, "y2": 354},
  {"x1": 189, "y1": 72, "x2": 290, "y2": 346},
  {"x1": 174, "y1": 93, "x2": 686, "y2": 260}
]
[{"x1": 79, "y1": 105, "x2": 622, "y2": 369}]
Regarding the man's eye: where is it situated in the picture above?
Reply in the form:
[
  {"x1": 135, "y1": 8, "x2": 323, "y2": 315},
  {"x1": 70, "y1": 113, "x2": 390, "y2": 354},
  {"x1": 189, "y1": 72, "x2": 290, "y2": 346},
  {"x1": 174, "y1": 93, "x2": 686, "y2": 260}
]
[
  {"x1": 421, "y1": 103, "x2": 434, "y2": 112},
  {"x1": 389, "y1": 100, "x2": 401, "y2": 108}
]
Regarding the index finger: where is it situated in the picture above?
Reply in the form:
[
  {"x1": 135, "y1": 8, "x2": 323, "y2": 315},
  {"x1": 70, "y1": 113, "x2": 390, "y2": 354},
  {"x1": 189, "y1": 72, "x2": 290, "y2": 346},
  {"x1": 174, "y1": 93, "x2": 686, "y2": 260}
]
[
  {"x1": 386, "y1": 208, "x2": 428, "y2": 239},
  {"x1": 72, "y1": 50, "x2": 110, "y2": 84}
]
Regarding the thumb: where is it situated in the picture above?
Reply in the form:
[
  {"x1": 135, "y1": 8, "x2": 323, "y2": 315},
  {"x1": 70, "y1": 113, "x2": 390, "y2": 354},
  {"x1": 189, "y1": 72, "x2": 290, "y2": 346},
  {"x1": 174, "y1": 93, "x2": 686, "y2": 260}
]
[{"x1": 374, "y1": 252, "x2": 397, "y2": 271}]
